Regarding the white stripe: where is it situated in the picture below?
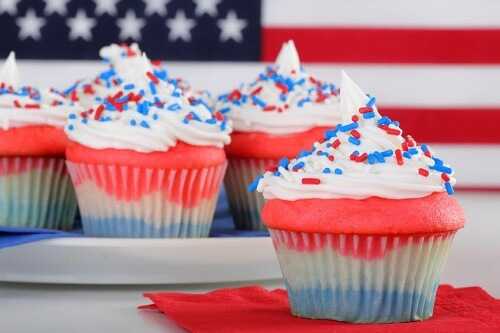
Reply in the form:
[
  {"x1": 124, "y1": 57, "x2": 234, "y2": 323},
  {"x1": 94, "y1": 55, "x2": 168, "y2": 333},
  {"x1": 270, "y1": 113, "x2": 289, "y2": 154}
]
[
  {"x1": 263, "y1": 0, "x2": 500, "y2": 28},
  {"x1": 13, "y1": 61, "x2": 500, "y2": 107}
]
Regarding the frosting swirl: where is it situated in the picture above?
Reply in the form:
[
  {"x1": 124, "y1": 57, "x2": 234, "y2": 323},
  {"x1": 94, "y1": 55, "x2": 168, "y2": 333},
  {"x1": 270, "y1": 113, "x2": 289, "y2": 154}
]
[
  {"x1": 254, "y1": 71, "x2": 456, "y2": 200},
  {"x1": 216, "y1": 40, "x2": 340, "y2": 135},
  {"x1": 0, "y1": 52, "x2": 80, "y2": 130},
  {"x1": 65, "y1": 53, "x2": 231, "y2": 153}
]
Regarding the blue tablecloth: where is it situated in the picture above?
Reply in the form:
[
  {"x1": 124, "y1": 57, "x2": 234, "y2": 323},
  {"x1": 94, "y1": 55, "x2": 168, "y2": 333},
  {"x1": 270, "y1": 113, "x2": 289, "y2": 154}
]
[{"x1": 0, "y1": 189, "x2": 268, "y2": 249}]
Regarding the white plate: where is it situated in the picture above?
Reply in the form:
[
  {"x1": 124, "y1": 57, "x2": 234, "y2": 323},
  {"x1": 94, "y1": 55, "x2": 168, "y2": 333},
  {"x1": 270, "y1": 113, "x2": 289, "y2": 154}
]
[{"x1": 0, "y1": 237, "x2": 282, "y2": 284}]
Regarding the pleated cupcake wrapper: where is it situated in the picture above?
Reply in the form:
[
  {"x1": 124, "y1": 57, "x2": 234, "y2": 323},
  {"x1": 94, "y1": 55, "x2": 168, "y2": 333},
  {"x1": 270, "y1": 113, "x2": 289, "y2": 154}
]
[
  {"x1": 269, "y1": 229, "x2": 456, "y2": 323},
  {"x1": 66, "y1": 161, "x2": 227, "y2": 238},
  {"x1": 0, "y1": 156, "x2": 77, "y2": 230},
  {"x1": 224, "y1": 157, "x2": 277, "y2": 230}
]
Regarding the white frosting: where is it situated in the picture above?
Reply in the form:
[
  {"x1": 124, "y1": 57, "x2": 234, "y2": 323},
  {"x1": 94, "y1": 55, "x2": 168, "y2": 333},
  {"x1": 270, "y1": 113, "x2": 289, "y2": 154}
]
[
  {"x1": 0, "y1": 52, "x2": 80, "y2": 130},
  {"x1": 66, "y1": 54, "x2": 231, "y2": 153},
  {"x1": 256, "y1": 71, "x2": 456, "y2": 200},
  {"x1": 217, "y1": 40, "x2": 340, "y2": 135}
]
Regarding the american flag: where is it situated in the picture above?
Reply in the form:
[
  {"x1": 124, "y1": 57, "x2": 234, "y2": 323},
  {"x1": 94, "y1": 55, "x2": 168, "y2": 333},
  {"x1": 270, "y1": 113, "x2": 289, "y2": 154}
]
[{"x1": 1, "y1": 0, "x2": 499, "y2": 190}]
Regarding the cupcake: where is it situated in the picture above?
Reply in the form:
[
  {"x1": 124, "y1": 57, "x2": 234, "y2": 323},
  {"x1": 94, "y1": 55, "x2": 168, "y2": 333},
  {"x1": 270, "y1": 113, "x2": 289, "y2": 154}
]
[
  {"x1": 0, "y1": 52, "x2": 79, "y2": 230},
  {"x1": 217, "y1": 40, "x2": 341, "y2": 230},
  {"x1": 254, "y1": 71, "x2": 465, "y2": 322},
  {"x1": 65, "y1": 52, "x2": 231, "y2": 238}
]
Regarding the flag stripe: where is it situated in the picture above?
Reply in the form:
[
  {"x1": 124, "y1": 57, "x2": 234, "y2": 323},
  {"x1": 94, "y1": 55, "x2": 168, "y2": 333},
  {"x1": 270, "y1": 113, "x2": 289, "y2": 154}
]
[
  {"x1": 262, "y1": 27, "x2": 500, "y2": 64},
  {"x1": 382, "y1": 107, "x2": 500, "y2": 143},
  {"x1": 263, "y1": 0, "x2": 500, "y2": 28}
]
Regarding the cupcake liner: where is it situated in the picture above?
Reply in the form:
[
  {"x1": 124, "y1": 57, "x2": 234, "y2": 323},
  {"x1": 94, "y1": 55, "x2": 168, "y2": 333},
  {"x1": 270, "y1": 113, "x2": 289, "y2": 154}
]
[
  {"x1": 224, "y1": 157, "x2": 277, "y2": 230},
  {"x1": 0, "y1": 156, "x2": 77, "y2": 230},
  {"x1": 269, "y1": 229, "x2": 456, "y2": 323},
  {"x1": 66, "y1": 161, "x2": 227, "y2": 238}
]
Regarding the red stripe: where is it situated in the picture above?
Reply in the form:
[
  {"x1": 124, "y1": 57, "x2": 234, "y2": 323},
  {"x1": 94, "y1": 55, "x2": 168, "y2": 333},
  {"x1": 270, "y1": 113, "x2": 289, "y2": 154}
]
[
  {"x1": 456, "y1": 186, "x2": 500, "y2": 193},
  {"x1": 381, "y1": 107, "x2": 500, "y2": 143},
  {"x1": 262, "y1": 27, "x2": 500, "y2": 64}
]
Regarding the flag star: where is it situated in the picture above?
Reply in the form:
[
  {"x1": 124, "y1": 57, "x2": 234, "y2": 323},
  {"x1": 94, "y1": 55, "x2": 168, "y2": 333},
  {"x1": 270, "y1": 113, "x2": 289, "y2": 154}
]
[
  {"x1": 193, "y1": 0, "x2": 220, "y2": 17},
  {"x1": 144, "y1": 0, "x2": 170, "y2": 16},
  {"x1": 217, "y1": 10, "x2": 247, "y2": 43},
  {"x1": 67, "y1": 9, "x2": 96, "y2": 41},
  {"x1": 0, "y1": 0, "x2": 20, "y2": 15},
  {"x1": 166, "y1": 10, "x2": 195, "y2": 42},
  {"x1": 117, "y1": 10, "x2": 145, "y2": 41},
  {"x1": 94, "y1": 0, "x2": 119, "y2": 16},
  {"x1": 16, "y1": 9, "x2": 46, "y2": 40},
  {"x1": 44, "y1": 0, "x2": 69, "y2": 15}
]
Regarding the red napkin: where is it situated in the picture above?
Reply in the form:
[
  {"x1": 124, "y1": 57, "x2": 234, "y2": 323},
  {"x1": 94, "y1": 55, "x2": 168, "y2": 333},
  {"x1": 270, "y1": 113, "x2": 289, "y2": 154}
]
[{"x1": 142, "y1": 285, "x2": 500, "y2": 333}]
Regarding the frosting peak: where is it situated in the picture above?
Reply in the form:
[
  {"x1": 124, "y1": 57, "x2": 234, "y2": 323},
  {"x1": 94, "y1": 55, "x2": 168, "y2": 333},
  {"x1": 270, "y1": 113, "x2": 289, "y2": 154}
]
[
  {"x1": 217, "y1": 40, "x2": 340, "y2": 135},
  {"x1": 0, "y1": 51, "x2": 20, "y2": 89},
  {"x1": 254, "y1": 72, "x2": 456, "y2": 200},
  {"x1": 275, "y1": 40, "x2": 301, "y2": 74}
]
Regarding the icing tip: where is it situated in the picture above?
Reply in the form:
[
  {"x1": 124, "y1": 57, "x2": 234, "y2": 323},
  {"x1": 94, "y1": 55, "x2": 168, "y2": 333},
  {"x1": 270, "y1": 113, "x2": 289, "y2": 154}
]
[
  {"x1": 275, "y1": 40, "x2": 301, "y2": 74},
  {"x1": 0, "y1": 51, "x2": 20, "y2": 89}
]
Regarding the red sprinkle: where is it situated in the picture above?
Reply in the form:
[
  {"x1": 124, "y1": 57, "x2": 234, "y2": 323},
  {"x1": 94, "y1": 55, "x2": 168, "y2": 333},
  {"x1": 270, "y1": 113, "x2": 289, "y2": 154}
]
[
  {"x1": 395, "y1": 149, "x2": 404, "y2": 165},
  {"x1": 302, "y1": 178, "x2": 321, "y2": 185},
  {"x1": 351, "y1": 130, "x2": 361, "y2": 139},
  {"x1": 379, "y1": 125, "x2": 401, "y2": 136},
  {"x1": 351, "y1": 115, "x2": 359, "y2": 122},
  {"x1": 332, "y1": 139, "x2": 341, "y2": 149},
  {"x1": 356, "y1": 152, "x2": 368, "y2": 162},
  {"x1": 359, "y1": 106, "x2": 373, "y2": 114},
  {"x1": 328, "y1": 155, "x2": 334, "y2": 162},
  {"x1": 418, "y1": 168, "x2": 430, "y2": 177},
  {"x1": 424, "y1": 150, "x2": 432, "y2": 158},
  {"x1": 250, "y1": 86, "x2": 262, "y2": 96},
  {"x1": 228, "y1": 89, "x2": 242, "y2": 101},
  {"x1": 266, "y1": 165, "x2": 277, "y2": 172},
  {"x1": 94, "y1": 105, "x2": 105, "y2": 120},
  {"x1": 263, "y1": 105, "x2": 276, "y2": 112},
  {"x1": 441, "y1": 173, "x2": 450, "y2": 182},
  {"x1": 146, "y1": 71, "x2": 159, "y2": 84},
  {"x1": 315, "y1": 94, "x2": 327, "y2": 103},
  {"x1": 402, "y1": 141, "x2": 409, "y2": 152},
  {"x1": 406, "y1": 135, "x2": 416, "y2": 147},
  {"x1": 151, "y1": 60, "x2": 162, "y2": 67},
  {"x1": 13, "y1": 100, "x2": 22, "y2": 108},
  {"x1": 275, "y1": 83, "x2": 288, "y2": 94},
  {"x1": 24, "y1": 103, "x2": 40, "y2": 109},
  {"x1": 309, "y1": 77, "x2": 318, "y2": 84},
  {"x1": 214, "y1": 111, "x2": 224, "y2": 121}
]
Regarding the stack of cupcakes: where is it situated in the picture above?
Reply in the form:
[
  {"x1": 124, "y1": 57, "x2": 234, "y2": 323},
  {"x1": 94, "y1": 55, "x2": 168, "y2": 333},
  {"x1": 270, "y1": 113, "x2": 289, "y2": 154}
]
[
  {"x1": 0, "y1": 52, "x2": 80, "y2": 230},
  {"x1": 64, "y1": 47, "x2": 231, "y2": 238},
  {"x1": 255, "y1": 71, "x2": 466, "y2": 323},
  {"x1": 218, "y1": 40, "x2": 341, "y2": 230}
]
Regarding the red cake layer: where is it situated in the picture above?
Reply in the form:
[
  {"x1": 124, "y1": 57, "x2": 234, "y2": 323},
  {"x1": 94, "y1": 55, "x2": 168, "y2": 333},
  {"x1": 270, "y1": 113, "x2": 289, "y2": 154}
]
[
  {"x1": 0, "y1": 126, "x2": 68, "y2": 157},
  {"x1": 225, "y1": 127, "x2": 329, "y2": 159},
  {"x1": 262, "y1": 192, "x2": 465, "y2": 235},
  {"x1": 66, "y1": 142, "x2": 227, "y2": 206}
]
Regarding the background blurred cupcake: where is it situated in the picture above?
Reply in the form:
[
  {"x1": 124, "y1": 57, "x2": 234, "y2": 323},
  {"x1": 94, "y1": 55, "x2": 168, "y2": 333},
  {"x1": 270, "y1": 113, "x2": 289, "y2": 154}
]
[
  {"x1": 256, "y1": 72, "x2": 465, "y2": 323},
  {"x1": 65, "y1": 49, "x2": 231, "y2": 238},
  {"x1": 0, "y1": 52, "x2": 80, "y2": 230},
  {"x1": 216, "y1": 40, "x2": 341, "y2": 230}
]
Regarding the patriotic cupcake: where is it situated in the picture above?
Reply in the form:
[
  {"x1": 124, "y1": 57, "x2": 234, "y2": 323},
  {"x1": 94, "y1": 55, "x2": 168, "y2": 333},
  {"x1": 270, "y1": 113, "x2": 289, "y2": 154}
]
[
  {"x1": 65, "y1": 53, "x2": 231, "y2": 238},
  {"x1": 217, "y1": 40, "x2": 340, "y2": 230},
  {"x1": 254, "y1": 72, "x2": 465, "y2": 323},
  {"x1": 0, "y1": 52, "x2": 80, "y2": 230}
]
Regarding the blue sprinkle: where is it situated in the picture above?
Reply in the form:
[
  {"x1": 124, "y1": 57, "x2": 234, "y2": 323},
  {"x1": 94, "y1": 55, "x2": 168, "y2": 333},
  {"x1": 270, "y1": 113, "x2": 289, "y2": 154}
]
[
  {"x1": 445, "y1": 182, "x2": 454, "y2": 195},
  {"x1": 298, "y1": 150, "x2": 312, "y2": 158},
  {"x1": 279, "y1": 94, "x2": 287, "y2": 102},
  {"x1": 154, "y1": 69, "x2": 167, "y2": 81},
  {"x1": 172, "y1": 91, "x2": 181, "y2": 97},
  {"x1": 219, "y1": 107, "x2": 231, "y2": 114},
  {"x1": 348, "y1": 136, "x2": 361, "y2": 145},
  {"x1": 63, "y1": 83, "x2": 78, "y2": 96},
  {"x1": 82, "y1": 118, "x2": 88, "y2": 124},
  {"x1": 68, "y1": 113, "x2": 77, "y2": 120},
  {"x1": 140, "y1": 120, "x2": 150, "y2": 129},
  {"x1": 252, "y1": 95, "x2": 266, "y2": 107},
  {"x1": 367, "y1": 154, "x2": 377, "y2": 165},
  {"x1": 363, "y1": 112, "x2": 375, "y2": 119},
  {"x1": 293, "y1": 161, "x2": 305, "y2": 170},
  {"x1": 297, "y1": 97, "x2": 311, "y2": 107},
  {"x1": 206, "y1": 118, "x2": 217, "y2": 124},
  {"x1": 381, "y1": 150, "x2": 394, "y2": 157},
  {"x1": 403, "y1": 151, "x2": 412, "y2": 159},
  {"x1": 340, "y1": 122, "x2": 359, "y2": 132},
  {"x1": 167, "y1": 103, "x2": 181, "y2": 111},
  {"x1": 377, "y1": 117, "x2": 391, "y2": 126},
  {"x1": 221, "y1": 121, "x2": 227, "y2": 131},
  {"x1": 421, "y1": 144, "x2": 429, "y2": 153},
  {"x1": 137, "y1": 102, "x2": 149, "y2": 115},
  {"x1": 295, "y1": 78, "x2": 306, "y2": 85},
  {"x1": 273, "y1": 171, "x2": 281, "y2": 176},
  {"x1": 408, "y1": 148, "x2": 419, "y2": 155},
  {"x1": 373, "y1": 151, "x2": 385, "y2": 163},
  {"x1": 152, "y1": 114, "x2": 159, "y2": 120},
  {"x1": 99, "y1": 68, "x2": 116, "y2": 80},
  {"x1": 367, "y1": 96, "x2": 376, "y2": 107},
  {"x1": 278, "y1": 158, "x2": 289, "y2": 168},
  {"x1": 218, "y1": 94, "x2": 229, "y2": 101},
  {"x1": 334, "y1": 168, "x2": 343, "y2": 175},
  {"x1": 323, "y1": 168, "x2": 332, "y2": 174},
  {"x1": 149, "y1": 81, "x2": 157, "y2": 95},
  {"x1": 67, "y1": 124, "x2": 74, "y2": 131},
  {"x1": 241, "y1": 95, "x2": 248, "y2": 103},
  {"x1": 124, "y1": 83, "x2": 135, "y2": 90},
  {"x1": 324, "y1": 128, "x2": 338, "y2": 140},
  {"x1": 116, "y1": 95, "x2": 129, "y2": 103},
  {"x1": 129, "y1": 119, "x2": 137, "y2": 126},
  {"x1": 247, "y1": 175, "x2": 263, "y2": 192}
]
